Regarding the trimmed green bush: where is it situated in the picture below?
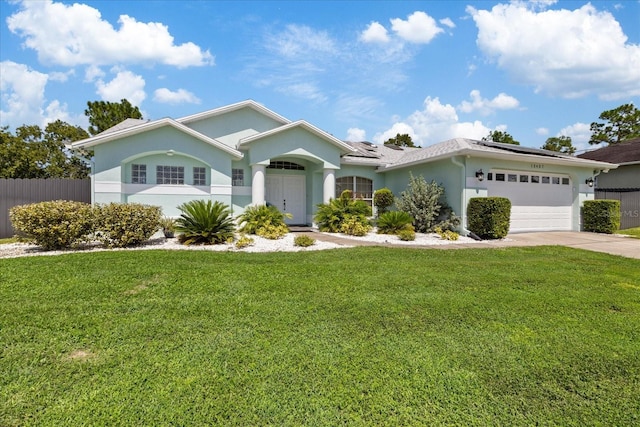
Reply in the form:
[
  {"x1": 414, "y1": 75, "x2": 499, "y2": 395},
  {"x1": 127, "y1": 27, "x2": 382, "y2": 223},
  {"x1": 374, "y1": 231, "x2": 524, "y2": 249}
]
[
  {"x1": 293, "y1": 234, "x2": 316, "y2": 247},
  {"x1": 582, "y1": 200, "x2": 620, "y2": 233},
  {"x1": 374, "y1": 188, "x2": 394, "y2": 215},
  {"x1": 256, "y1": 222, "x2": 289, "y2": 239},
  {"x1": 9, "y1": 200, "x2": 94, "y2": 250},
  {"x1": 377, "y1": 211, "x2": 414, "y2": 235},
  {"x1": 314, "y1": 190, "x2": 372, "y2": 232},
  {"x1": 435, "y1": 226, "x2": 459, "y2": 241},
  {"x1": 397, "y1": 227, "x2": 416, "y2": 241},
  {"x1": 235, "y1": 235, "x2": 255, "y2": 249},
  {"x1": 175, "y1": 200, "x2": 235, "y2": 245},
  {"x1": 94, "y1": 203, "x2": 161, "y2": 248},
  {"x1": 340, "y1": 214, "x2": 372, "y2": 236},
  {"x1": 467, "y1": 197, "x2": 511, "y2": 239}
]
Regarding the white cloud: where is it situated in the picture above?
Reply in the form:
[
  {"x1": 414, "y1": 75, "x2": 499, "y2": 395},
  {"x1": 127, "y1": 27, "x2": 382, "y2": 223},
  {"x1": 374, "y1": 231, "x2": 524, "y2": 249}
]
[
  {"x1": 153, "y1": 88, "x2": 201, "y2": 105},
  {"x1": 84, "y1": 65, "x2": 105, "y2": 82},
  {"x1": 346, "y1": 128, "x2": 366, "y2": 142},
  {"x1": 558, "y1": 122, "x2": 601, "y2": 153},
  {"x1": 276, "y1": 82, "x2": 327, "y2": 104},
  {"x1": 360, "y1": 22, "x2": 390, "y2": 43},
  {"x1": 95, "y1": 70, "x2": 146, "y2": 106},
  {"x1": 536, "y1": 127, "x2": 549, "y2": 136},
  {"x1": 49, "y1": 69, "x2": 75, "y2": 82},
  {"x1": 0, "y1": 60, "x2": 86, "y2": 129},
  {"x1": 268, "y1": 24, "x2": 335, "y2": 58},
  {"x1": 390, "y1": 11, "x2": 444, "y2": 44},
  {"x1": 373, "y1": 97, "x2": 491, "y2": 146},
  {"x1": 439, "y1": 18, "x2": 456, "y2": 29},
  {"x1": 457, "y1": 90, "x2": 520, "y2": 115},
  {"x1": 7, "y1": 0, "x2": 214, "y2": 68},
  {"x1": 467, "y1": 2, "x2": 640, "y2": 100}
]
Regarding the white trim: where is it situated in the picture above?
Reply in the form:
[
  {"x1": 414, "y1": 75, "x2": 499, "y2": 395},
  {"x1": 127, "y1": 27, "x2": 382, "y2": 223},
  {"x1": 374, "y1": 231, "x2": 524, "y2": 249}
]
[
  {"x1": 209, "y1": 184, "x2": 233, "y2": 196},
  {"x1": 123, "y1": 184, "x2": 212, "y2": 196},
  {"x1": 95, "y1": 181, "x2": 122, "y2": 193},
  {"x1": 232, "y1": 186, "x2": 252, "y2": 196}
]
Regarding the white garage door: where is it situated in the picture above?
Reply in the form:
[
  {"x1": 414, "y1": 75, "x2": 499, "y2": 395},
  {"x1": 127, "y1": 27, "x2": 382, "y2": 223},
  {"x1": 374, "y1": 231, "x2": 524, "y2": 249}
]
[{"x1": 485, "y1": 170, "x2": 573, "y2": 233}]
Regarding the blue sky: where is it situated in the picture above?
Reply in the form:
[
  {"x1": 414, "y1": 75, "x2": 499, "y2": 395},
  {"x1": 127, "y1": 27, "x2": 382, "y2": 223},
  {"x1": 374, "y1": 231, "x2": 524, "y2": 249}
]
[{"x1": 1, "y1": 0, "x2": 639, "y2": 152}]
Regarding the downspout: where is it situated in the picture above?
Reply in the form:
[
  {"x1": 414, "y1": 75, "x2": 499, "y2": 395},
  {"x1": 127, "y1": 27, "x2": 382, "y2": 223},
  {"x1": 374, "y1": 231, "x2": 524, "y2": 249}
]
[{"x1": 450, "y1": 156, "x2": 470, "y2": 236}]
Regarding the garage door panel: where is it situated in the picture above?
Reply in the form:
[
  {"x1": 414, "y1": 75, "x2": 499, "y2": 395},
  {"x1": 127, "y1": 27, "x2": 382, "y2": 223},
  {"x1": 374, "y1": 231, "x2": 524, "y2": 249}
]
[{"x1": 486, "y1": 170, "x2": 573, "y2": 233}]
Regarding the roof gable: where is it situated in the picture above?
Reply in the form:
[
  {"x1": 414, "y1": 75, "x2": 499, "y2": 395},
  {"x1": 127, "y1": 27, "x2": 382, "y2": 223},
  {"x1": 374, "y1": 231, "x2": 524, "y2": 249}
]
[
  {"x1": 69, "y1": 117, "x2": 243, "y2": 159},
  {"x1": 178, "y1": 99, "x2": 290, "y2": 126},
  {"x1": 240, "y1": 120, "x2": 355, "y2": 154}
]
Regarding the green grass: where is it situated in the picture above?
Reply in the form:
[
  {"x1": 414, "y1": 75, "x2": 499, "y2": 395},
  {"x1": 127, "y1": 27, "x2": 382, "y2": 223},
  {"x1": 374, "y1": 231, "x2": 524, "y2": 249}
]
[
  {"x1": 1, "y1": 247, "x2": 639, "y2": 426},
  {"x1": 617, "y1": 226, "x2": 640, "y2": 238}
]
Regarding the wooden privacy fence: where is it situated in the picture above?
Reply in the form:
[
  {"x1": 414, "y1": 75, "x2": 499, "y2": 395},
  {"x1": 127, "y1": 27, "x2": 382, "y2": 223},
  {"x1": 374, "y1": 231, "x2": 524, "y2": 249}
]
[
  {"x1": 595, "y1": 189, "x2": 640, "y2": 230},
  {"x1": 0, "y1": 179, "x2": 91, "y2": 238}
]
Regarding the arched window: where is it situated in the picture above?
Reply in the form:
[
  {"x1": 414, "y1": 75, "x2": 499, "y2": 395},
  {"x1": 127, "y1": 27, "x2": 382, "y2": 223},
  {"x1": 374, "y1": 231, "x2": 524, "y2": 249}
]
[{"x1": 335, "y1": 176, "x2": 373, "y2": 206}]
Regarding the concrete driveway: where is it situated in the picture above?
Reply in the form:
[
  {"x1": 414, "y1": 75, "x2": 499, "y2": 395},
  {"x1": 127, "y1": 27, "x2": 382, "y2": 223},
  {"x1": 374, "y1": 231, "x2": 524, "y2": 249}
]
[{"x1": 490, "y1": 231, "x2": 639, "y2": 259}]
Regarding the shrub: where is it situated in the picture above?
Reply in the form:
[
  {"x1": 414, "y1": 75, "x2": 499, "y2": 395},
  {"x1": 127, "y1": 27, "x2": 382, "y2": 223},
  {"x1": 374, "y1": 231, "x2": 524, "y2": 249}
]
[
  {"x1": 94, "y1": 203, "x2": 161, "y2": 248},
  {"x1": 235, "y1": 235, "x2": 255, "y2": 249},
  {"x1": 9, "y1": 200, "x2": 94, "y2": 250},
  {"x1": 237, "y1": 204, "x2": 291, "y2": 234},
  {"x1": 374, "y1": 188, "x2": 394, "y2": 215},
  {"x1": 175, "y1": 200, "x2": 235, "y2": 245},
  {"x1": 397, "y1": 227, "x2": 416, "y2": 241},
  {"x1": 435, "y1": 226, "x2": 459, "y2": 241},
  {"x1": 583, "y1": 200, "x2": 620, "y2": 234},
  {"x1": 256, "y1": 222, "x2": 289, "y2": 239},
  {"x1": 160, "y1": 217, "x2": 176, "y2": 238},
  {"x1": 467, "y1": 197, "x2": 511, "y2": 239},
  {"x1": 340, "y1": 214, "x2": 372, "y2": 236},
  {"x1": 377, "y1": 211, "x2": 414, "y2": 234},
  {"x1": 293, "y1": 234, "x2": 316, "y2": 247},
  {"x1": 395, "y1": 173, "x2": 460, "y2": 233},
  {"x1": 314, "y1": 190, "x2": 372, "y2": 232}
]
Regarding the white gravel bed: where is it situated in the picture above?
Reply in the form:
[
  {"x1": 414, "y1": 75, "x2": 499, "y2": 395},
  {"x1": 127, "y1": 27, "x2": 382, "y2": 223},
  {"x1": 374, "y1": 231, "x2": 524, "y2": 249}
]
[
  {"x1": 328, "y1": 230, "x2": 481, "y2": 246},
  {"x1": 0, "y1": 230, "x2": 482, "y2": 259},
  {"x1": 0, "y1": 234, "x2": 348, "y2": 259}
]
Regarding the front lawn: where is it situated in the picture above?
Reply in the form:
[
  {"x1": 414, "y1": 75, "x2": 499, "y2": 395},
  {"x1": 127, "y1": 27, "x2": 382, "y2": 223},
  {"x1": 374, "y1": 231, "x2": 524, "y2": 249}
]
[
  {"x1": 617, "y1": 226, "x2": 640, "y2": 239},
  {"x1": 1, "y1": 247, "x2": 639, "y2": 426}
]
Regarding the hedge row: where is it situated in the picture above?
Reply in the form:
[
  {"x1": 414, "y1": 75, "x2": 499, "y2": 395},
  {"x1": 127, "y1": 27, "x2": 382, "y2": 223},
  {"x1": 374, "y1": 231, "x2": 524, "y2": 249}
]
[
  {"x1": 10, "y1": 200, "x2": 161, "y2": 250},
  {"x1": 467, "y1": 197, "x2": 512, "y2": 239},
  {"x1": 582, "y1": 200, "x2": 620, "y2": 234}
]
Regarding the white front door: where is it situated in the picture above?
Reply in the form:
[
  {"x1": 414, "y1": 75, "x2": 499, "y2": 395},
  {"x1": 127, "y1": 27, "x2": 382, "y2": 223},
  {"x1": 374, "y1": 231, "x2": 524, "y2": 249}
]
[
  {"x1": 486, "y1": 170, "x2": 573, "y2": 232},
  {"x1": 266, "y1": 175, "x2": 306, "y2": 225}
]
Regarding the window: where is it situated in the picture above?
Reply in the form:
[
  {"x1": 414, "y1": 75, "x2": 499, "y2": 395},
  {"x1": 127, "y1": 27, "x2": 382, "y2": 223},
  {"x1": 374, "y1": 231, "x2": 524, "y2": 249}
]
[
  {"x1": 495, "y1": 173, "x2": 505, "y2": 182},
  {"x1": 267, "y1": 161, "x2": 305, "y2": 170},
  {"x1": 519, "y1": 175, "x2": 529, "y2": 183},
  {"x1": 132, "y1": 164, "x2": 146, "y2": 184},
  {"x1": 335, "y1": 176, "x2": 373, "y2": 205},
  {"x1": 552, "y1": 177, "x2": 560, "y2": 185},
  {"x1": 487, "y1": 172, "x2": 493, "y2": 181},
  {"x1": 508, "y1": 174, "x2": 517, "y2": 182},
  {"x1": 193, "y1": 167, "x2": 206, "y2": 186},
  {"x1": 157, "y1": 166, "x2": 184, "y2": 184},
  {"x1": 232, "y1": 168, "x2": 244, "y2": 186},
  {"x1": 562, "y1": 177, "x2": 570, "y2": 185},
  {"x1": 541, "y1": 176, "x2": 550, "y2": 184},
  {"x1": 531, "y1": 176, "x2": 540, "y2": 184}
]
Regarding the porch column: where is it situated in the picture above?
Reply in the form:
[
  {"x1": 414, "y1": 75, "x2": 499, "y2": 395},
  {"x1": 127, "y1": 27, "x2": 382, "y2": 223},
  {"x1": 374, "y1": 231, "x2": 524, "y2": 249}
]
[
  {"x1": 251, "y1": 164, "x2": 266, "y2": 205},
  {"x1": 323, "y1": 168, "x2": 335, "y2": 203}
]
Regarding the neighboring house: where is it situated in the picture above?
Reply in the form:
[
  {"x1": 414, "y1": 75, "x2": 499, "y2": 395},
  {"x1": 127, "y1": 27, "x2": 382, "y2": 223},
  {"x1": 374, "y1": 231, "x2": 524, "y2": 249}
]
[
  {"x1": 70, "y1": 100, "x2": 615, "y2": 234},
  {"x1": 578, "y1": 138, "x2": 640, "y2": 229}
]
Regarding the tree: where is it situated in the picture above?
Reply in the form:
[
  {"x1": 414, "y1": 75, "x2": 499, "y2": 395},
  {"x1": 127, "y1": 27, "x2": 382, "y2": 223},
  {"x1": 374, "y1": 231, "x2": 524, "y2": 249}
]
[
  {"x1": 84, "y1": 99, "x2": 143, "y2": 136},
  {"x1": 0, "y1": 121, "x2": 90, "y2": 179},
  {"x1": 589, "y1": 103, "x2": 640, "y2": 145},
  {"x1": 482, "y1": 130, "x2": 520, "y2": 145},
  {"x1": 541, "y1": 136, "x2": 576, "y2": 155},
  {"x1": 384, "y1": 133, "x2": 415, "y2": 147}
]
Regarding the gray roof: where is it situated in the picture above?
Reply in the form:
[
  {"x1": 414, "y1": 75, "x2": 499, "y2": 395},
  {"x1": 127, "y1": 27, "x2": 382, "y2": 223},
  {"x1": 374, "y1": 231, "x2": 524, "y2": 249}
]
[
  {"x1": 98, "y1": 118, "x2": 149, "y2": 135},
  {"x1": 343, "y1": 138, "x2": 617, "y2": 171}
]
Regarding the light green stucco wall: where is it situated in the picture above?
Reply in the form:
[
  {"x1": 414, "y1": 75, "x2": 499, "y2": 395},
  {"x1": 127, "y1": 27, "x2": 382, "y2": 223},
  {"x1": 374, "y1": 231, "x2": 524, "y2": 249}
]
[{"x1": 184, "y1": 108, "x2": 284, "y2": 149}]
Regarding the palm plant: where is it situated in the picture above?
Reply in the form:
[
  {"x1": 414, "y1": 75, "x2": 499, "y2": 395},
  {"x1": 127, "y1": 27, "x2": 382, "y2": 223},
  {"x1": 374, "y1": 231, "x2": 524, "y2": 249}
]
[
  {"x1": 377, "y1": 211, "x2": 414, "y2": 235},
  {"x1": 174, "y1": 200, "x2": 235, "y2": 245},
  {"x1": 314, "y1": 190, "x2": 372, "y2": 232},
  {"x1": 237, "y1": 204, "x2": 292, "y2": 235}
]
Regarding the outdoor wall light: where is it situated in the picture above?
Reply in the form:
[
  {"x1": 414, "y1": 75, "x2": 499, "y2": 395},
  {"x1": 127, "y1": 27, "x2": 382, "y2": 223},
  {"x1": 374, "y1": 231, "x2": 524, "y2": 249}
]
[
  {"x1": 475, "y1": 169, "x2": 484, "y2": 181},
  {"x1": 585, "y1": 177, "x2": 594, "y2": 187},
  {"x1": 166, "y1": 149, "x2": 175, "y2": 156}
]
